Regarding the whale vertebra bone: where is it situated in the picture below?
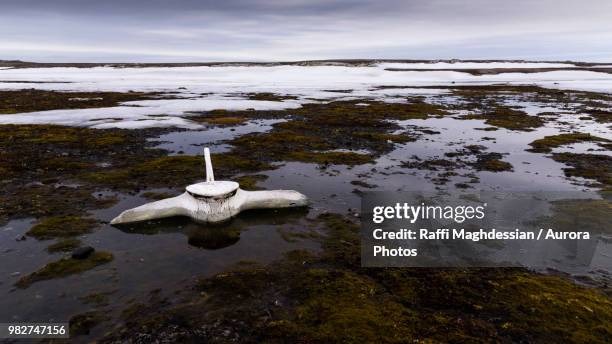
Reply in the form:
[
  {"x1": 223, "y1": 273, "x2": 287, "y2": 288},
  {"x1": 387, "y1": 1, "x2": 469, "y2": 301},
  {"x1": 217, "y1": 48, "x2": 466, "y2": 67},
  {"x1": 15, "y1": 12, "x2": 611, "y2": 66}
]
[{"x1": 110, "y1": 148, "x2": 308, "y2": 225}]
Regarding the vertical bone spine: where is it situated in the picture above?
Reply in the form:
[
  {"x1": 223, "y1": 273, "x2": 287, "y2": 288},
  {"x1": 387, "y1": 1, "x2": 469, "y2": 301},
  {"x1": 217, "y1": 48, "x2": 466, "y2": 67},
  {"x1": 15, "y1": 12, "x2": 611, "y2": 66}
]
[{"x1": 204, "y1": 147, "x2": 214, "y2": 182}]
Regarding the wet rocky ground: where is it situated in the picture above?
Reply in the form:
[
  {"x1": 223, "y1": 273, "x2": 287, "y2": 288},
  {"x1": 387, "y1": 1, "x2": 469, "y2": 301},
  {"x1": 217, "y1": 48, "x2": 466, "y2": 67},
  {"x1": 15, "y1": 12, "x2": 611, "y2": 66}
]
[{"x1": 0, "y1": 82, "x2": 611, "y2": 343}]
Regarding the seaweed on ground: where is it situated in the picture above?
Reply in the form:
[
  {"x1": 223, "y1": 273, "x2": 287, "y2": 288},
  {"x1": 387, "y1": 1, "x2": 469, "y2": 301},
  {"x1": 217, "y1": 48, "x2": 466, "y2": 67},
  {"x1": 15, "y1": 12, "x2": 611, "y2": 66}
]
[
  {"x1": 552, "y1": 153, "x2": 612, "y2": 189},
  {"x1": 528, "y1": 133, "x2": 611, "y2": 153},
  {"x1": 47, "y1": 238, "x2": 82, "y2": 253},
  {"x1": 461, "y1": 105, "x2": 543, "y2": 131},
  {"x1": 0, "y1": 89, "x2": 166, "y2": 114},
  {"x1": 15, "y1": 251, "x2": 114, "y2": 288},
  {"x1": 70, "y1": 311, "x2": 109, "y2": 336},
  {"x1": 27, "y1": 216, "x2": 98, "y2": 240}
]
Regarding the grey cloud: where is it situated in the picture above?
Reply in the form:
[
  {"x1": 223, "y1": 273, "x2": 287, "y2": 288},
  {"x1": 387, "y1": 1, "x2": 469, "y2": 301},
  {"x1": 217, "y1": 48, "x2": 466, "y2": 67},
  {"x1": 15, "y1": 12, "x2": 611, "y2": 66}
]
[{"x1": 0, "y1": 0, "x2": 611, "y2": 62}]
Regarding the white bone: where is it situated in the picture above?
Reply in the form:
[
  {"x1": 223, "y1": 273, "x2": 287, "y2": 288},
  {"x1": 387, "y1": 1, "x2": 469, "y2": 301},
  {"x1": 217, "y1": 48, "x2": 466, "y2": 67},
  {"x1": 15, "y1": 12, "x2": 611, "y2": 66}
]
[
  {"x1": 110, "y1": 148, "x2": 308, "y2": 225},
  {"x1": 204, "y1": 147, "x2": 214, "y2": 182}
]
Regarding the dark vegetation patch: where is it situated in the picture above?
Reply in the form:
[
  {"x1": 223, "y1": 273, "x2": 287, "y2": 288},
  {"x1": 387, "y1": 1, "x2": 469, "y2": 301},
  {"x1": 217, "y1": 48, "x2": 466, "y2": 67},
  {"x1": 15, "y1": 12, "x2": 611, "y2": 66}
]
[
  {"x1": 0, "y1": 89, "x2": 164, "y2": 114},
  {"x1": 461, "y1": 105, "x2": 543, "y2": 131},
  {"x1": 473, "y1": 152, "x2": 513, "y2": 172},
  {"x1": 79, "y1": 291, "x2": 114, "y2": 307},
  {"x1": 381, "y1": 85, "x2": 612, "y2": 130},
  {"x1": 104, "y1": 213, "x2": 612, "y2": 343},
  {"x1": 235, "y1": 174, "x2": 269, "y2": 191},
  {"x1": 212, "y1": 100, "x2": 444, "y2": 166},
  {"x1": 15, "y1": 251, "x2": 113, "y2": 288},
  {"x1": 583, "y1": 109, "x2": 612, "y2": 123},
  {"x1": 402, "y1": 158, "x2": 458, "y2": 171},
  {"x1": 0, "y1": 122, "x2": 277, "y2": 224},
  {"x1": 141, "y1": 191, "x2": 181, "y2": 200},
  {"x1": 548, "y1": 199, "x2": 611, "y2": 235},
  {"x1": 0, "y1": 124, "x2": 166, "y2": 224},
  {"x1": 446, "y1": 85, "x2": 612, "y2": 106},
  {"x1": 83, "y1": 154, "x2": 271, "y2": 190},
  {"x1": 27, "y1": 216, "x2": 98, "y2": 240},
  {"x1": 475, "y1": 126, "x2": 499, "y2": 131},
  {"x1": 70, "y1": 311, "x2": 109, "y2": 336},
  {"x1": 186, "y1": 109, "x2": 248, "y2": 126},
  {"x1": 243, "y1": 92, "x2": 298, "y2": 101},
  {"x1": 350, "y1": 180, "x2": 376, "y2": 189},
  {"x1": 322, "y1": 89, "x2": 354, "y2": 93},
  {"x1": 0, "y1": 184, "x2": 117, "y2": 226},
  {"x1": 384, "y1": 66, "x2": 612, "y2": 76},
  {"x1": 277, "y1": 226, "x2": 322, "y2": 243},
  {"x1": 0, "y1": 124, "x2": 161, "y2": 182},
  {"x1": 551, "y1": 153, "x2": 612, "y2": 189},
  {"x1": 47, "y1": 238, "x2": 82, "y2": 253},
  {"x1": 528, "y1": 133, "x2": 611, "y2": 153},
  {"x1": 401, "y1": 145, "x2": 512, "y2": 185}
]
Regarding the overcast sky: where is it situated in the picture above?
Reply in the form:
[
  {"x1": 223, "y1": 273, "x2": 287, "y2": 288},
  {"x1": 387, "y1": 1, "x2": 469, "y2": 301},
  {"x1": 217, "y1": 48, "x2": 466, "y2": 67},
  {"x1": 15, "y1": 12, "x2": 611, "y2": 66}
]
[{"x1": 1, "y1": 0, "x2": 611, "y2": 62}]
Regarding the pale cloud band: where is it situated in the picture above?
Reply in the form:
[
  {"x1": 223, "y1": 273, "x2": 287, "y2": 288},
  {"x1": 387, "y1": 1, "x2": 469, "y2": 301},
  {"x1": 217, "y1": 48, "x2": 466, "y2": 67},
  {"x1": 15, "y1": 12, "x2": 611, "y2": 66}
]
[{"x1": 1, "y1": 0, "x2": 611, "y2": 62}]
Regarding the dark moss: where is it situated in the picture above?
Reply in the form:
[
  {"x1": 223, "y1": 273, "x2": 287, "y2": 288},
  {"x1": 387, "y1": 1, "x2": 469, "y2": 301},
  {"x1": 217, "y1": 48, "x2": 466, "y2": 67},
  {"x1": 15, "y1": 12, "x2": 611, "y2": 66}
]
[
  {"x1": 401, "y1": 268, "x2": 612, "y2": 343},
  {"x1": 0, "y1": 125, "x2": 155, "y2": 182},
  {"x1": 277, "y1": 226, "x2": 322, "y2": 243},
  {"x1": 0, "y1": 89, "x2": 164, "y2": 114},
  {"x1": 402, "y1": 147, "x2": 512, "y2": 184},
  {"x1": 402, "y1": 158, "x2": 458, "y2": 171},
  {"x1": 79, "y1": 291, "x2": 114, "y2": 307},
  {"x1": 547, "y1": 199, "x2": 611, "y2": 234},
  {"x1": 0, "y1": 184, "x2": 117, "y2": 226},
  {"x1": 473, "y1": 153, "x2": 513, "y2": 172},
  {"x1": 317, "y1": 213, "x2": 361, "y2": 268},
  {"x1": 234, "y1": 174, "x2": 268, "y2": 191},
  {"x1": 446, "y1": 84, "x2": 579, "y2": 103},
  {"x1": 600, "y1": 142, "x2": 612, "y2": 151},
  {"x1": 16, "y1": 251, "x2": 114, "y2": 288},
  {"x1": 0, "y1": 124, "x2": 169, "y2": 224},
  {"x1": 583, "y1": 109, "x2": 612, "y2": 123},
  {"x1": 46, "y1": 238, "x2": 82, "y2": 253},
  {"x1": 82, "y1": 153, "x2": 272, "y2": 190},
  {"x1": 27, "y1": 216, "x2": 98, "y2": 240},
  {"x1": 141, "y1": 191, "x2": 180, "y2": 200},
  {"x1": 285, "y1": 151, "x2": 372, "y2": 166},
  {"x1": 552, "y1": 153, "x2": 612, "y2": 188},
  {"x1": 186, "y1": 112, "x2": 248, "y2": 126},
  {"x1": 269, "y1": 268, "x2": 416, "y2": 343},
  {"x1": 69, "y1": 311, "x2": 108, "y2": 336},
  {"x1": 528, "y1": 133, "x2": 611, "y2": 153},
  {"x1": 244, "y1": 92, "x2": 298, "y2": 101},
  {"x1": 462, "y1": 105, "x2": 543, "y2": 131},
  {"x1": 350, "y1": 180, "x2": 376, "y2": 188},
  {"x1": 352, "y1": 131, "x2": 415, "y2": 143},
  {"x1": 82, "y1": 155, "x2": 201, "y2": 189},
  {"x1": 382, "y1": 85, "x2": 612, "y2": 112}
]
